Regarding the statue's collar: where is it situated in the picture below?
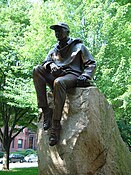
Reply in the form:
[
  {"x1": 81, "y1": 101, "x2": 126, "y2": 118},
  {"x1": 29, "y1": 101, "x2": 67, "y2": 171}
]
[
  {"x1": 58, "y1": 37, "x2": 71, "y2": 48},
  {"x1": 55, "y1": 38, "x2": 82, "y2": 50}
]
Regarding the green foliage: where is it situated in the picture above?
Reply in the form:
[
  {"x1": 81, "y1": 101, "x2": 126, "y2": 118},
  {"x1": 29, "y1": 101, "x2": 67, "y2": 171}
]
[
  {"x1": 11, "y1": 149, "x2": 37, "y2": 156},
  {"x1": 0, "y1": 0, "x2": 37, "y2": 111}
]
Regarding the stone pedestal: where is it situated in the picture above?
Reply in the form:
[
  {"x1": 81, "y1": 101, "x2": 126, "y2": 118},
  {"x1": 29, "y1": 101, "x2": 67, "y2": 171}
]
[{"x1": 37, "y1": 87, "x2": 131, "y2": 175}]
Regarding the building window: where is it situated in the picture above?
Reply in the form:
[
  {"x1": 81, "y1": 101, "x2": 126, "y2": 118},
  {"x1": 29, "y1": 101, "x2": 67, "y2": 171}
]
[
  {"x1": 18, "y1": 139, "x2": 23, "y2": 148},
  {"x1": 24, "y1": 140, "x2": 26, "y2": 149},
  {"x1": 29, "y1": 137, "x2": 33, "y2": 149}
]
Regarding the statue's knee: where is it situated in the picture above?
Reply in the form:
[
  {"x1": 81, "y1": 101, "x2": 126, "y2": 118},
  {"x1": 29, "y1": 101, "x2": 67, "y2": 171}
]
[
  {"x1": 33, "y1": 65, "x2": 42, "y2": 75},
  {"x1": 54, "y1": 78, "x2": 65, "y2": 89},
  {"x1": 54, "y1": 78, "x2": 60, "y2": 86}
]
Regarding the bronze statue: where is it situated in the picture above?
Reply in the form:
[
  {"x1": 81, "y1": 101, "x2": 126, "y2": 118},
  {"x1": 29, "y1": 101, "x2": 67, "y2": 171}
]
[{"x1": 33, "y1": 22, "x2": 96, "y2": 146}]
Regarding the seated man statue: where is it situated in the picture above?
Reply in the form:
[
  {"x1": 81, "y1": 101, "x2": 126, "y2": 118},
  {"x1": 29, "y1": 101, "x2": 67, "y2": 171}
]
[{"x1": 33, "y1": 22, "x2": 96, "y2": 146}]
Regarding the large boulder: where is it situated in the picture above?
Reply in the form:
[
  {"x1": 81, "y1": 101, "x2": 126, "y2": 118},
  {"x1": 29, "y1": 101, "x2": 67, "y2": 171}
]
[{"x1": 37, "y1": 87, "x2": 131, "y2": 175}]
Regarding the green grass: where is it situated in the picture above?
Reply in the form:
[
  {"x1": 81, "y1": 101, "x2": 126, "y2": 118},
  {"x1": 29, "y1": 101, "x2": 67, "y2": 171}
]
[{"x1": 0, "y1": 167, "x2": 38, "y2": 175}]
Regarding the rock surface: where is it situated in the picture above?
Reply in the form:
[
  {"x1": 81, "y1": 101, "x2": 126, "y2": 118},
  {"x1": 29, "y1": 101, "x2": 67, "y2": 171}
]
[{"x1": 37, "y1": 87, "x2": 131, "y2": 175}]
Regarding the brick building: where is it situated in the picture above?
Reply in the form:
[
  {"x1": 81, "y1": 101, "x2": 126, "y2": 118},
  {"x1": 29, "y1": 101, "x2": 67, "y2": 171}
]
[{"x1": 0, "y1": 128, "x2": 37, "y2": 152}]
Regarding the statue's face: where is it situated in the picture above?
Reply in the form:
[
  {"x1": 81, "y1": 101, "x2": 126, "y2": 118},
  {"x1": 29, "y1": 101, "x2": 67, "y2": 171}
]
[{"x1": 54, "y1": 27, "x2": 68, "y2": 41}]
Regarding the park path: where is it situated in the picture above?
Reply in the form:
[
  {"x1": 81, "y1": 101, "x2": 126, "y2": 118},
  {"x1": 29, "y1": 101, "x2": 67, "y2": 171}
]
[{"x1": 0, "y1": 162, "x2": 38, "y2": 170}]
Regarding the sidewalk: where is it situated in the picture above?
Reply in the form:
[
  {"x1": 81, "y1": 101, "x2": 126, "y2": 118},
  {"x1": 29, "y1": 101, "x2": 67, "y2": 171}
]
[{"x1": 0, "y1": 162, "x2": 38, "y2": 170}]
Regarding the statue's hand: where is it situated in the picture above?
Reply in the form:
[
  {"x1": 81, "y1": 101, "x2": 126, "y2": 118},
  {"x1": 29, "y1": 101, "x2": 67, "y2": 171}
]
[
  {"x1": 77, "y1": 75, "x2": 87, "y2": 82},
  {"x1": 77, "y1": 75, "x2": 92, "y2": 87},
  {"x1": 50, "y1": 63, "x2": 61, "y2": 77},
  {"x1": 50, "y1": 63, "x2": 59, "y2": 70}
]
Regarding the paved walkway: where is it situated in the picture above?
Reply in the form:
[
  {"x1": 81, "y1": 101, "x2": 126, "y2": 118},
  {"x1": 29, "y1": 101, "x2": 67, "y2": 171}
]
[{"x1": 0, "y1": 162, "x2": 38, "y2": 170}]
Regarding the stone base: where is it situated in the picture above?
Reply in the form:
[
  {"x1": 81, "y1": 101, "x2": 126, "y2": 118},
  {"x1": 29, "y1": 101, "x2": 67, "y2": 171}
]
[{"x1": 37, "y1": 87, "x2": 131, "y2": 175}]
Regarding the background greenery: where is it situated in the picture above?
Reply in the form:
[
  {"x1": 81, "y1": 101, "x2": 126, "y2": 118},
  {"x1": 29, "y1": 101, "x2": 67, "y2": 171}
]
[
  {"x1": 11, "y1": 148, "x2": 37, "y2": 156},
  {"x1": 0, "y1": 0, "x2": 130, "y2": 151}
]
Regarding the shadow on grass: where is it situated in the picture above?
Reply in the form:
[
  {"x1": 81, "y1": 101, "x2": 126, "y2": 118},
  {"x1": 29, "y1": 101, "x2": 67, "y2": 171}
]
[{"x1": 0, "y1": 167, "x2": 38, "y2": 175}]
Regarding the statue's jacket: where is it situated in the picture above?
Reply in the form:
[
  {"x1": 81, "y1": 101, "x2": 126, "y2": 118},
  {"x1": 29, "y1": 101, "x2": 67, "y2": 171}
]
[{"x1": 42, "y1": 38, "x2": 96, "y2": 79}]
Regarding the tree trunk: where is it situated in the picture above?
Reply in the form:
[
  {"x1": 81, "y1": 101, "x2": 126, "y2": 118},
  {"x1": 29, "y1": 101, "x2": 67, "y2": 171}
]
[
  {"x1": 2, "y1": 109, "x2": 11, "y2": 170},
  {"x1": 2, "y1": 122, "x2": 11, "y2": 170},
  {"x1": 2, "y1": 147, "x2": 10, "y2": 170}
]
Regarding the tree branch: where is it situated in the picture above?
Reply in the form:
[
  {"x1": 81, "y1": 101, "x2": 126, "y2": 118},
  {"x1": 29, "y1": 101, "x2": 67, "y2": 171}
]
[
  {"x1": 11, "y1": 115, "x2": 36, "y2": 141},
  {"x1": 9, "y1": 107, "x2": 29, "y2": 138}
]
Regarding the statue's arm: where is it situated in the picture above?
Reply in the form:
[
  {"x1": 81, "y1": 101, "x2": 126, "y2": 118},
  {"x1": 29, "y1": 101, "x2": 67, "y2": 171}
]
[
  {"x1": 42, "y1": 49, "x2": 55, "y2": 70},
  {"x1": 80, "y1": 44, "x2": 96, "y2": 80}
]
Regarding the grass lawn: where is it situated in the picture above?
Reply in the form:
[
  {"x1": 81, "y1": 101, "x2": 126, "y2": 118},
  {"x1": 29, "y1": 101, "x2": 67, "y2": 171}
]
[{"x1": 0, "y1": 167, "x2": 38, "y2": 175}]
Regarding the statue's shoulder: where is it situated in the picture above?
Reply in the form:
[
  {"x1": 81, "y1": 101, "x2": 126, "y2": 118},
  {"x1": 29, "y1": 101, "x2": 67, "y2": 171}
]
[{"x1": 69, "y1": 38, "x2": 83, "y2": 45}]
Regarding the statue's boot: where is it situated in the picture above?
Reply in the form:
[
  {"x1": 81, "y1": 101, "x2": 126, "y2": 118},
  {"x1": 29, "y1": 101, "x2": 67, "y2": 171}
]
[
  {"x1": 49, "y1": 120, "x2": 61, "y2": 146},
  {"x1": 43, "y1": 108, "x2": 53, "y2": 130}
]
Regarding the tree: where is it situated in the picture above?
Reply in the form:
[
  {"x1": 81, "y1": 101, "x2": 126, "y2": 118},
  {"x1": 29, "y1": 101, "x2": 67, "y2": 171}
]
[
  {"x1": 0, "y1": 0, "x2": 37, "y2": 169},
  {"x1": 0, "y1": 47, "x2": 37, "y2": 170},
  {"x1": 0, "y1": 46, "x2": 37, "y2": 170}
]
